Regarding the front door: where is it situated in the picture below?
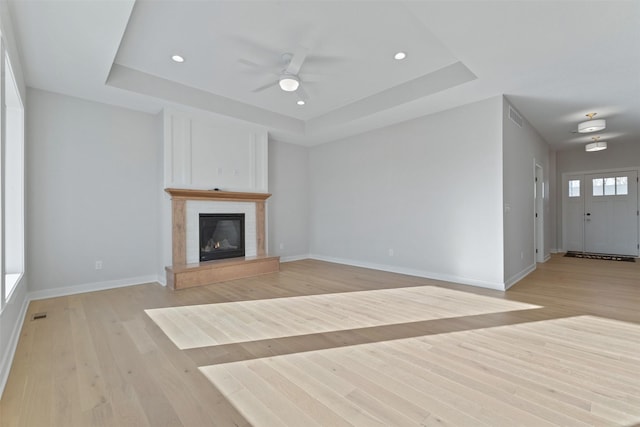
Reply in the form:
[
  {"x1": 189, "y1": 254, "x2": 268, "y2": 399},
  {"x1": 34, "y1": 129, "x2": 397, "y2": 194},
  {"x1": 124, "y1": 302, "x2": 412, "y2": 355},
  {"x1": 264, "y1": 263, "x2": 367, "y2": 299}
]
[{"x1": 584, "y1": 171, "x2": 638, "y2": 256}]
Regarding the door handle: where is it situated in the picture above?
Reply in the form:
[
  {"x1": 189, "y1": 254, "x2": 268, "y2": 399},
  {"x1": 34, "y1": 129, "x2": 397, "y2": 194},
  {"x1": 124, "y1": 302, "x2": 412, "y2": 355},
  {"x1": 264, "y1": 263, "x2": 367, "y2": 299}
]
[{"x1": 586, "y1": 213, "x2": 591, "y2": 216}]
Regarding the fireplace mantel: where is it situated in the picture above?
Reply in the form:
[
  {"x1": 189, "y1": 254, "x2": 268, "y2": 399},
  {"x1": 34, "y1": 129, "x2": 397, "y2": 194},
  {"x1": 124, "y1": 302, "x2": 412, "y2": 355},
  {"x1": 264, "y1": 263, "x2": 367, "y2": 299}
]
[
  {"x1": 165, "y1": 188, "x2": 279, "y2": 290},
  {"x1": 165, "y1": 188, "x2": 271, "y2": 202}
]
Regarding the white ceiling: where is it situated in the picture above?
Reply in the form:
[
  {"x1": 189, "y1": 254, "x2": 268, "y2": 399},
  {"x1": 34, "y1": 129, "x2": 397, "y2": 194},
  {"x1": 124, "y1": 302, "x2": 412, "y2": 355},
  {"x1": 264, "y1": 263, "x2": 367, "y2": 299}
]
[{"x1": 8, "y1": 1, "x2": 640, "y2": 149}]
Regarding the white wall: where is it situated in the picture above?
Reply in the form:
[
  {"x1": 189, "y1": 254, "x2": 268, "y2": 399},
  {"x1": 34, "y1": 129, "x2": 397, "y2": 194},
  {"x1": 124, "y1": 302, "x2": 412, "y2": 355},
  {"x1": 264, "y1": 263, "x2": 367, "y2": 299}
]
[
  {"x1": 308, "y1": 97, "x2": 505, "y2": 289},
  {"x1": 556, "y1": 141, "x2": 640, "y2": 249},
  {"x1": 268, "y1": 139, "x2": 310, "y2": 260},
  {"x1": 502, "y1": 99, "x2": 551, "y2": 287},
  {"x1": 557, "y1": 141, "x2": 640, "y2": 173},
  {"x1": 26, "y1": 89, "x2": 161, "y2": 297},
  {"x1": 163, "y1": 109, "x2": 268, "y2": 192}
]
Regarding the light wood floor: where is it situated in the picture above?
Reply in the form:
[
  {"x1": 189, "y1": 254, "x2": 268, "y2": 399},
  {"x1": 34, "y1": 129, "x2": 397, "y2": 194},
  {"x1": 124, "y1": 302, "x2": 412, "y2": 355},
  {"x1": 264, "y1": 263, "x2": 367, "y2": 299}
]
[{"x1": 1, "y1": 254, "x2": 639, "y2": 426}]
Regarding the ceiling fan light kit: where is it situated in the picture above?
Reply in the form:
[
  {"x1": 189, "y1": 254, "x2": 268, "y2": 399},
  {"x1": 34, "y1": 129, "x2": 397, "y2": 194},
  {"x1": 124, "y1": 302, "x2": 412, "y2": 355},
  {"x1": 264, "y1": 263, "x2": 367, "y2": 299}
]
[{"x1": 278, "y1": 74, "x2": 300, "y2": 92}]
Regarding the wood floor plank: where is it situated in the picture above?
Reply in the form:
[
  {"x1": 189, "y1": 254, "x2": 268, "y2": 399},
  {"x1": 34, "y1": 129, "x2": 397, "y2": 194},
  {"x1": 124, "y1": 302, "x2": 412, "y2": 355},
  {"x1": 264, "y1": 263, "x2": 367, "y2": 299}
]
[
  {"x1": 144, "y1": 286, "x2": 537, "y2": 349},
  {"x1": 2, "y1": 254, "x2": 640, "y2": 426},
  {"x1": 438, "y1": 336, "x2": 640, "y2": 418},
  {"x1": 457, "y1": 329, "x2": 640, "y2": 403},
  {"x1": 267, "y1": 356, "x2": 387, "y2": 426},
  {"x1": 246, "y1": 361, "x2": 353, "y2": 427},
  {"x1": 354, "y1": 339, "x2": 552, "y2": 427},
  {"x1": 311, "y1": 350, "x2": 491, "y2": 427},
  {"x1": 216, "y1": 362, "x2": 323, "y2": 427}
]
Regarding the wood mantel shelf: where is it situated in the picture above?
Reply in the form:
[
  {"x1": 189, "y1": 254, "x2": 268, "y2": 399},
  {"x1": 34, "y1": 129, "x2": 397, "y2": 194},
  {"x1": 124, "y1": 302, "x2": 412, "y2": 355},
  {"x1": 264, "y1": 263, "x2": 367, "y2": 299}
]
[
  {"x1": 165, "y1": 188, "x2": 271, "y2": 202},
  {"x1": 165, "y1": 188, "x2": 278, "y2": 290}
]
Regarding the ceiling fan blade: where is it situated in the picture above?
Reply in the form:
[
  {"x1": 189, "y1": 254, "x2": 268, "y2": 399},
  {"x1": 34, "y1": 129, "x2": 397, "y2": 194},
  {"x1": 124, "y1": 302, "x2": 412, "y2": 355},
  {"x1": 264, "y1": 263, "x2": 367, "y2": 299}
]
[
  {"x1": 238, "y1": 58, "x2": 264, "y2": 69},
  {"x1": 252, "y1": 80, "x2": 278, "y2": 93},
  {"x1": 304, "y1": 54, "x2": 346, "y2": 67},
  {"x1": 230, "y1": 35, "x2": 283, "y2": 59},
  {"x1": 297, "y1": 85, "x2": 310, "y2": 102},
  {"x1": 286, "y1": 46, "x2": 308, "y2": 75},
  {"x1": 238, "y1": 59, "x2": 280, "y2": 76}
]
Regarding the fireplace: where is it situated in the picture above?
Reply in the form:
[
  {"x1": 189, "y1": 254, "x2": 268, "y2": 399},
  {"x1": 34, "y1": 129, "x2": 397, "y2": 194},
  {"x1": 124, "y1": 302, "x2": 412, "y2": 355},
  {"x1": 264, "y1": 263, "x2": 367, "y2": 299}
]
[
  {"x1": 199, "y1": 213, "x2": 245, "y2": 261},
  {"x1": 165, "y1": 188, "x2": 278, "y2": 290}
]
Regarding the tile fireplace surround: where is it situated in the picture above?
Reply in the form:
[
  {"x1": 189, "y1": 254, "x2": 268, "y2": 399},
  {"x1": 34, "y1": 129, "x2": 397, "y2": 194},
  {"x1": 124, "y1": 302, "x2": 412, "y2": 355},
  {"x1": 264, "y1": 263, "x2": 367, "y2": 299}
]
[{"x1": 164, "y1": 188, "x2": 280, "y2": 290}]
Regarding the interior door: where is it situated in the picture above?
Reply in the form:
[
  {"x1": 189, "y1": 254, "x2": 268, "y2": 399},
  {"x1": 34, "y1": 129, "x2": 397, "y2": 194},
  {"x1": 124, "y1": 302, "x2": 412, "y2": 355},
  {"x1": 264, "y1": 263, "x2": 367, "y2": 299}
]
[{"x1": 584, "y1": 171, "x2": 638, "y2": 256}]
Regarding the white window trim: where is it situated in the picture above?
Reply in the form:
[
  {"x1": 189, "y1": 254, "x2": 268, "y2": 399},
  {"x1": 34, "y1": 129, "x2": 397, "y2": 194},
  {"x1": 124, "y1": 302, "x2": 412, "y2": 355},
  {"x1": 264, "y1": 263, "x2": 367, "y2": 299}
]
[{"x1": 0, "y1": 36, "x2": 26, "y2": 310}]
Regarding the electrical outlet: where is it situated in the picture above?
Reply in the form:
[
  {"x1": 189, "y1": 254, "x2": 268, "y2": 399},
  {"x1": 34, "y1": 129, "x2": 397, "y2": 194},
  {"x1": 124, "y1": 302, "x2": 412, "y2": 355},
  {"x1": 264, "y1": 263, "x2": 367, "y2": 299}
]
[
  {"x1": 279, "y1": 243, "x2": 284, "y2": 250},
  {"x1": 388, "y1": 248, "x2": 394, "y2": 257},
  {"x1": 95, "y1": 260, "x2": 103, "y2": 270}
]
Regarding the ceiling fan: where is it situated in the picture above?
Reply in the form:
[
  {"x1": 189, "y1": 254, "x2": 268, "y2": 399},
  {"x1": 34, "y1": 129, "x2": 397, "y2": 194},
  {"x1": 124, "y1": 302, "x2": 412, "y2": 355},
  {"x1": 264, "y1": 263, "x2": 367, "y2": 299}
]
[{"x1": 239, "y1": 45, "x2": 318, "y2": 103}]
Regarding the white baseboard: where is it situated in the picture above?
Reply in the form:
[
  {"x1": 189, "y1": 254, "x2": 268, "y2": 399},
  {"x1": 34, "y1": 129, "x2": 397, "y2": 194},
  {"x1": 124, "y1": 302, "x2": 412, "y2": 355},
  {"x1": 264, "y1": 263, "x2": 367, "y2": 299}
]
[
  {"x1": 29, "y1": 275, "x2": 160, "y2": 301},
  {"x1": 308, "y1": 254, "x2": 505, "y2": 291},
  {"x1": 156, "y1": 273, "x2": 167, "y2": 287},
  {"x1": 0, "y1": 286, "x2": 30, "y2": 400},
  {"x1": 279, "y1": 254, "x2": 311, "y2": 263},
  {"x1": 504, "y1": 263, "x2": 536, "y2": 290}
]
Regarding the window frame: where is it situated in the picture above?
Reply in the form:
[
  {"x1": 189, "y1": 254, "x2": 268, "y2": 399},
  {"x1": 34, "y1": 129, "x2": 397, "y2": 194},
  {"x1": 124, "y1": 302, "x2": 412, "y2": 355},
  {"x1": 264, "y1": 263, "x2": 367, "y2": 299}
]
[{"x1": 0, "y1": 36, "x2": 26, "y2": 309}]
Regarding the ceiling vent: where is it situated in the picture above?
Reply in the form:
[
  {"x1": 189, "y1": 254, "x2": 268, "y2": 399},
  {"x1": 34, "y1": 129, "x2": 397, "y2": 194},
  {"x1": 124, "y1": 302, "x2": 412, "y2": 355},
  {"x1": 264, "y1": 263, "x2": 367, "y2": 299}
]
[{"x1": 509, "y1": 105, "x2": 523, "y2": 128}]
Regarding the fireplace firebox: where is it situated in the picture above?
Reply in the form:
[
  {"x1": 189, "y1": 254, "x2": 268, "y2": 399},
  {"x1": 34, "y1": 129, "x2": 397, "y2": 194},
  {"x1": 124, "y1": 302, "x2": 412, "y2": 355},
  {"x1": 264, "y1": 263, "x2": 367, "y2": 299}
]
[{"x1": 199, "y1": 213, "x2": 245, "y2": 261}]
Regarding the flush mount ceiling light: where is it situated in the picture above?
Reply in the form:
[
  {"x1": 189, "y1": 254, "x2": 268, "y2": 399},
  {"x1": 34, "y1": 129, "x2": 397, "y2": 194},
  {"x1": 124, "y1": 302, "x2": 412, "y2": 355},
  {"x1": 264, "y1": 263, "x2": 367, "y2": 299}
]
[
  {"x1": 278, "y1": 74, "x2": 300, "y2": 92},
  {"x1": 585, "y1": 136, "x2": 607, "y2": 152},
  {"x1": 394, "y1": 51, "x2": 407, "y2": 60},
  {"x1": 578, "y1": 112, "x2": 606, "y2": 133},
  {"x1": 171, "y1": 54, "x2": 185, "y2": 63}
]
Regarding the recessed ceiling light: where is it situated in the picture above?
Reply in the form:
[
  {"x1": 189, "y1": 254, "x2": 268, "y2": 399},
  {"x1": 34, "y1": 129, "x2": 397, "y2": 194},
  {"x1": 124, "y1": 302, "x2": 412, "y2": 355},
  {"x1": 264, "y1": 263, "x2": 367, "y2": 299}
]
[
  {"x1": 394, "y1": 51, "x2": 407, "y2": 60},
  {"x1": 171, "y1": 55, "x2": 185, "y2": 63},
  {"x1": 297, "y1": 100, "x2": 305, "y2": 106}
]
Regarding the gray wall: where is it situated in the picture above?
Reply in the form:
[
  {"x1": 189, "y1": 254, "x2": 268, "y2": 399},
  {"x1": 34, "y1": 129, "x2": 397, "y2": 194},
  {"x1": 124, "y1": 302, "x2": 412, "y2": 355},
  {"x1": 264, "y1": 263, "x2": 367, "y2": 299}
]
[
  {"x1": 502, "y1": 99, "x2": 551, "y2": 286},
  {"x1": 268, "y1": 139, "x2": 310, "y2": 260},
  {"x1": 308, "y1": 97, "x2": 505, "y2": 289},
  {"x1": 26, "y1": 89, "x2": 161, "y2": 294}
]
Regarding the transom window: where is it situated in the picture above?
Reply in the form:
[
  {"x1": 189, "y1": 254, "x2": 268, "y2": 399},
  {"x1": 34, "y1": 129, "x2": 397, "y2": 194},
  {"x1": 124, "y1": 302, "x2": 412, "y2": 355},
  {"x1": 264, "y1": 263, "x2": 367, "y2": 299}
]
[{"x1": 592, "y1": 176, "x2": 628, "y2": 197}]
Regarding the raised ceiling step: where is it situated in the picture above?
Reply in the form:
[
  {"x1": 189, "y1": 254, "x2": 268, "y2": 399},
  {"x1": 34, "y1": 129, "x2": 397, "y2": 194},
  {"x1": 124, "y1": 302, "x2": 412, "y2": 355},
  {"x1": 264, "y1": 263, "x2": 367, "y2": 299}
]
[{"x1": 166, "y1": 255, "x2": 280, "y2": 290}]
